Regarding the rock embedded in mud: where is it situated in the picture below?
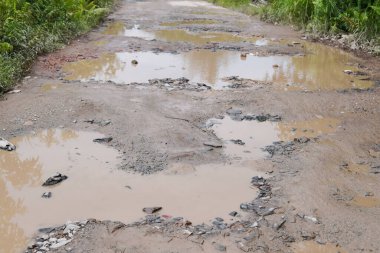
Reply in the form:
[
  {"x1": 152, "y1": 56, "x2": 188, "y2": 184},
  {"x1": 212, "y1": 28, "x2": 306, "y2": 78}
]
[
  {"x1": 42, "y1": 192, "x2": 52, "y2": 198},
  {"x1": 294, "y1": 137, "x2": 310, "y2": 143},
  {"x1": 0, "y1": 137, "x2": 16, "y2": 151},
  {"x1": 226, "y1": 108, "x2": 242, "y2": 116},
  {"x1": 203, "y1": 141, "x2": 223, "y2": 148},
  {"x1": 93, "y1": 137, "x2": 113, "y2": 143},
  {"x1": 231, "y1": 139, "x2": 245, "y2": 145},
  {"x1": 213, "y1": 243, "x2": 227, "y2": 252},
  {"x1": 42, "y1": 173, "x2": 68, "y2": 186},
  {"x1": 142, "y1": 207, "x2": 162, "y2": 214}
]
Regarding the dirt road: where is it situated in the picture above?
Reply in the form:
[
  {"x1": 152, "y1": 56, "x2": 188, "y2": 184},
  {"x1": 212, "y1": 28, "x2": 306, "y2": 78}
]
[{"x1": 1, "y1": 0, "x2": 379, "y2": 252}]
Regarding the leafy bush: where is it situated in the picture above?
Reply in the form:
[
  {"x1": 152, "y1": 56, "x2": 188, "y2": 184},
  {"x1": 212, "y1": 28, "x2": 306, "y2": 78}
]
[{"x1": 0, "y1": 0, "x2": 116, "y2": 93}]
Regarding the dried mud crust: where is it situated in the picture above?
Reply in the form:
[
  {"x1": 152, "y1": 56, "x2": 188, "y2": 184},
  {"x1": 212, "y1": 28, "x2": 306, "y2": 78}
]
[{"x1": 1, "y1": 0, "x2": 379, "y2": 253}]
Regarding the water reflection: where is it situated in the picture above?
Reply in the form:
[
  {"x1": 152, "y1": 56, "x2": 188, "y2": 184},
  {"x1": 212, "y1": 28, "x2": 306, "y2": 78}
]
[{"x1": 63, "y1": 46, "x2": 373, "y2": 90}]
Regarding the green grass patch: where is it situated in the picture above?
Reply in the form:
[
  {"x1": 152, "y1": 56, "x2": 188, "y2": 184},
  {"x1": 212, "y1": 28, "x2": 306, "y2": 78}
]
[
  {"x1": 210, "y1": 0, "x2": 380, "y2": 52},
  {"x1": 0, "y1": 0, "x2": 116, "y2": 93}
]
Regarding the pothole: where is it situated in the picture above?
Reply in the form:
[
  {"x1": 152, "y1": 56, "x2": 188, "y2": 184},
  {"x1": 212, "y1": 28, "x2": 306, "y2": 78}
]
[
  {"x1": 160, "y1": 19, "x2": 218, "y2": 26},
  {"x1": 102, "y1": 22, "x2": 265, "y2": 45},
  {"x1": 62, "y1": 47, "x2": 373, "y2": 91},
  {"x1": 0, "y1": 129, "x2": 260, "y2": 253},
  {"x1": 206, "y1": 113, "x2": 341, "y2": 160},
  {"x1": 168, "y1": 1, "x2": 220, "y2": 8},
  {"x1": 103, "y1": 23, "x2": 155, "y2": 40},
  {"x1": 207, "y1": 115, "x2": 280, "y2": 160},
  {"x1": 154, "y1": 29, "x2": 265, "y2": 45}
]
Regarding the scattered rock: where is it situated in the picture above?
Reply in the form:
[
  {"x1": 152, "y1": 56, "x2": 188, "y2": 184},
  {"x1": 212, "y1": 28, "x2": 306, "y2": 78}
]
[
  {"x1": 7, "y1": 89, "x2": 21, "y2": 94},
  {"x1": 42, "y1": 173, "x2": 68, "y2": 186},
  {"x1": 143, "y1": 207, "x2": 162, "y2": 214},
  {"x1": 244, "y1": 114, "x2": 281, "y2": 122},
  {"x1": 63, "y1": 224, "x2": 80, "y2": 234},
  {"x1": 50, "y1": 239, "x2": 72, "y2": 249},
  {"x1": 273, "y1": 219, "x2": 286, "y2": 230},
  {"x1": 0, "y1": 137, "x2": 16, "y2": 151},
  {"x1": 213, "y1": 243, "x2": 227, "y2": 252},
  {"x1": 294, "y1": 137, "x2": 310, "y2": 143},
  {"x1": 203, "y1": 141, "x2": 223, "y2": 148},
  {"x1": 131, "y1": 60, "x2": 138, "y2": 65},
  {"x1": 344, "y1": 70, "x2": 353, "y2": 74},
  {"x1": 229, "y1": 211, "x2": 238, "y2": 217},
  {"x1": 231, "y1": 139, "x2": 245, "y2": 145},
  {"x1": 148, "y1": 78, "x2": 211, "y2": 91},
  {"x1": 84, "y1": 119, "x2": 111, "y2": 127},
  {"x1": 301, "y1": 231, "x2": 317, "y2": 240},
  {"x1": 226, "y1": 108, "x2": 243, "y2": 116},
  {"x1": 42, "y1": 192, "x2": 52, "y2": 198},
  {"x1": 370, "y1": 165, "x2": 380, "y2": 174},
  {"x1": 304, "y1": 215, "x2": 319, "y2": 224},
  {"x1": 237, "y1": 242, "x2": 251, "y2": 252},
  {"x1": 93, "y1": 137, "x2": 113, "y2": 143}
]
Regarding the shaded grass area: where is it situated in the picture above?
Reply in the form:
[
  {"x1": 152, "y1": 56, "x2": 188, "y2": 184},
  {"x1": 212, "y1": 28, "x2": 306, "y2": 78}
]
[
  {"x1": 210, "y1": 0, "x2": 380, "y2": 52},
  {"x1": 0, "y1": 0, "x2": 117, "y2": 93}
]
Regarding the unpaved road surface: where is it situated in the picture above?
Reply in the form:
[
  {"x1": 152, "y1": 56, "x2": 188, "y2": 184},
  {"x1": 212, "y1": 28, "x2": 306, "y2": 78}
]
[{"x1": 1, "y1": 0, "x2": 380, "y2": 253}]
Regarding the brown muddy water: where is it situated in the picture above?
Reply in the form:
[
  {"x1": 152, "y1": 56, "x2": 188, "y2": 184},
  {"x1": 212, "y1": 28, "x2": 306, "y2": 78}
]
[
  {"x1": 62, "y1": 45, "x2": 373, "y2": 90},
  {"x1": 209, "y1": 117, "x2": 279, "y2": 160},
  {"x1": 208, "y1": 115, "x2": 340, "y2": 160},
  {"x1": 103, "y1": 23, "x2": 156, "y2": 40},
  {"x1": 0, "y1": 129, "x2": 260, "y2": 253},
  {"x1": 160, "y1": 19, "x2": 218, "y2": 26},
  {"x1": 103, "y1": 22, "x2": 266, "y2": 45}
]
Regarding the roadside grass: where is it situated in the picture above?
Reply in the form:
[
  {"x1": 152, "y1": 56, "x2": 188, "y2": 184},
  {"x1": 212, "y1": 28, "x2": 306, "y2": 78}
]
[
  {"x1": 0, "y1": 0, "x2": 117, "y2": 94},
  {"x1": 210, "y1": 0, "x2": 380, "y2": 53}
]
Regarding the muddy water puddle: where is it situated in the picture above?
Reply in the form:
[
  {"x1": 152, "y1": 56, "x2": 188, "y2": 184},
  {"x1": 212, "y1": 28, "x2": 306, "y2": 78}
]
[
  {"x1": 168, "y1": 1, "x2": 220, "y2": 8},
  {"x1": 103, "y1": 22, "x2": 265, "y2": 45},
  {"x1": 63, "y1": 44, "x2": 373, "y2": 90},
  {"x1": 293, "y1": 241, "x2": 347, "y2": 253},
  {"x1": 0, "y1": 129, "x2": 259, "y2": 253},
  {"x1": 209, "y1": 117, "x2": 280, "y2": 160},
  {"x1": 160, "y1": 19, "x2": 218, "y2": 26},
  {"x1": 103, "y1": 23, "x2": 156, "y2": 40},
  {"x1": 208, "y1": 115, "x2": 340, "y2": 159}
]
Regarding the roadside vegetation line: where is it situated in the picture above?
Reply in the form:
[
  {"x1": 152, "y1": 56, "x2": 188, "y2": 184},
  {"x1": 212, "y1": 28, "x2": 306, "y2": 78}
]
[
  {"x1": 0, "y1": 0, "x2": 117, "y2": 94},
  {"x1": 210, "y1": 0, "x2": 380, "y2": 53}
]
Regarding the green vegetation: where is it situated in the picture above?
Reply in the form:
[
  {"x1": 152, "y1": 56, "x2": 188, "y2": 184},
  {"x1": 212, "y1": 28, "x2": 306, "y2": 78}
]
[
  {"x1": 262, "y1": 0, "x2": 380, "y2": 39},
  {"x1": 211, "y1": 0, "x2": 380, "y2": 49},
  {"x1": 0, "y1": 0, "x2": 116, "y2": 93}
]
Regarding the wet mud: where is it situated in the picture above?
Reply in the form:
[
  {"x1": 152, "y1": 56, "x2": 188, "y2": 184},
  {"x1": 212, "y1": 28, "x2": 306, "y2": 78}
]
[{"x1": 1, "y1": 0, "x2": 380, "y2": 252}]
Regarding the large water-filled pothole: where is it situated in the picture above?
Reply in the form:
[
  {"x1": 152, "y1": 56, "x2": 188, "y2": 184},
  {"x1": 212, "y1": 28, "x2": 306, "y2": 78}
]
[
  {"x1": 103, "y1": 22, "x2": 265, "y2": 45},
  {"x1": 207, "y1": 114, "x2": 340, "y2": 159},
  {"x1": 62, "y1": 46, "x2": 373, "y2": 90},
  {"x1": 0, "y1": 129, "x2": 259, "y2": 253}
]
